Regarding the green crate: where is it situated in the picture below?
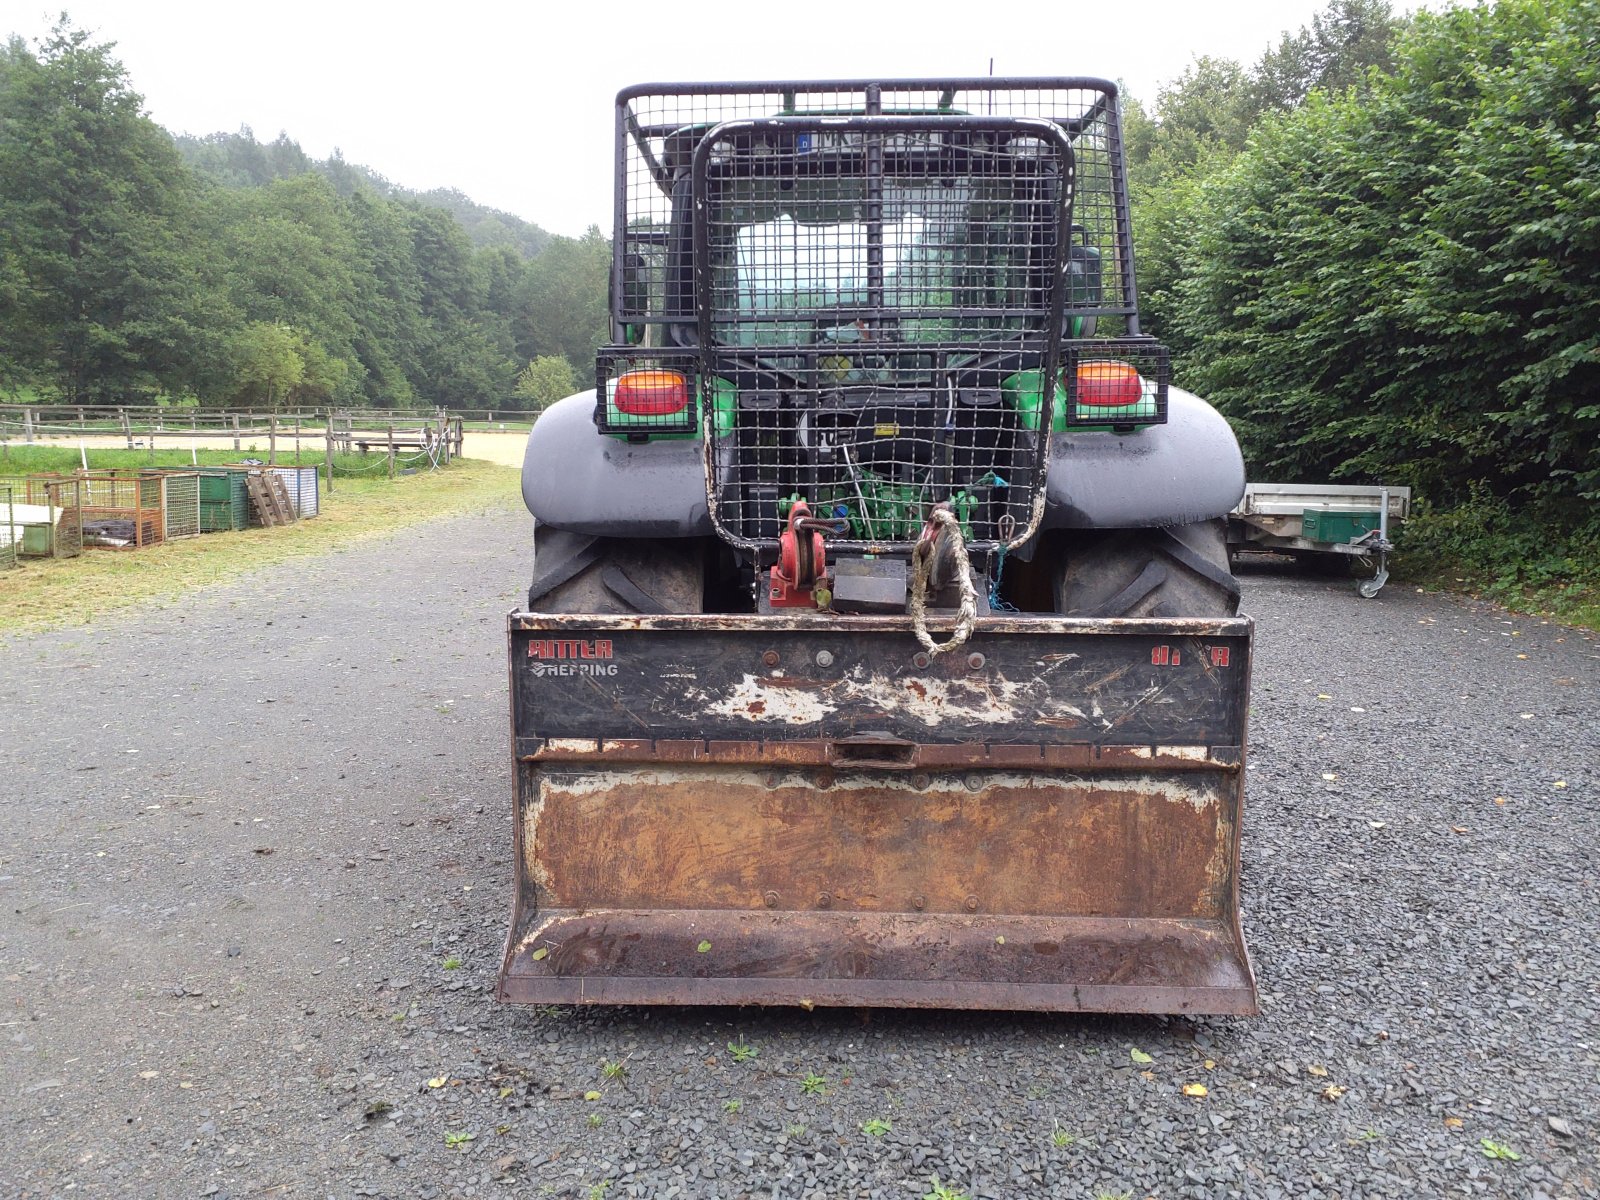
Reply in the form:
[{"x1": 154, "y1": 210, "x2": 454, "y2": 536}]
[
  {"x1": 192, "y1": 467, "x2": 250, "y2": 532},
  {"x1": 22, "y1": 524, "x2": 52, "y2": 555},
  {"x1": 1301, "y1": 508, "x2": 1381, "y2": 545}
]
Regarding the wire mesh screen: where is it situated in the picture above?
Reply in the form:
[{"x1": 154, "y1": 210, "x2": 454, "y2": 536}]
[
  {"x1": 65, "y1": 471, "x2": 164, "y2": 549},
  {"x1": 0, "y1": 475, "x2": 84, "y2": 558},
  {"x1": 616, "y1": 80, "x2": 1132, "y2": 333},
  {"x1": 0, "y1": 486, "x2": 15, "y2": 571},
  {"x1": 144, "y1": 470, "x2": 200, "y2": 539},
  {"x1": 1063, "y1": 339, "x2": 1170, "y2": 428},
  {"x1": 691, "y1": 113, "x2": 1070, "y2": 552},
  {"x1": 594, "y1": 346, "x2": 702, "y2": 437}
]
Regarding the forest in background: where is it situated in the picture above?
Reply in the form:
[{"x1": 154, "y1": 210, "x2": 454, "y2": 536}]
[
  {"x1": 0, "y1": 19, "x2": 600, "y2": 412},
  {"x1": 2, "y1": 3, "x2": 1595, "y2": 602}
]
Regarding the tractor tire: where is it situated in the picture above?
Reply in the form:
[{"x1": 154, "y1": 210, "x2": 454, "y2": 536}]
[
  {"x1": 1052, "y1": 519, "x2": 1240, "y2": 618},
  {"x1": 527, "y1": 525, "x2": 705, "y2": 614}
]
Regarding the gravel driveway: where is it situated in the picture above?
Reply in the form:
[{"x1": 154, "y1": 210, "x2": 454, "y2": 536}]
[{"x1": 2, "y1": 508, "x2": 1595, "y2": 1200}]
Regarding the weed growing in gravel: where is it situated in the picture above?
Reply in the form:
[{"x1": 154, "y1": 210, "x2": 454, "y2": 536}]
[
  {"x1": 587, "y1": 1181, "x2": 612, "y2": 1200},
  {"x1": 923, "y1": 1178, "x2": 969, "y2": 1200},
  {"x1": 1480, "y1": 1139, "x2": 1521, "y2": 1161},
  {"x1": 443, "y1": 1130, "x2": 474, "y2": 1148},
  {"x1": 724, "y1": 1099, "x2": 742, "y2": 1114},
  {"x1": 784, "y1": 1123, "x2": 807, "y2": 1138},
  {"x1": 442, "y1": 956, "x2": 462, "y2": 970},
  {"x1": 1051, "y1": 1124, "x2": 1091, "y2": 1149},
  {"x1": 1350, "y1": 1128, "x2": 1383, "y2": 1143},
  {"x1": 800, "y1": 1073, "x2": 828, "y2": 1096},
  {"x1": 727, "y1": 1039, "x2": 759, "y2": 1063},
  {"x1": 861, "y1": 1117, "x2": 891, "y2": 1136},
  {"x1": 587, "y1": 1112, "x2": 603, "y2": 1129},
  {"x1": 1095, "y1": 1192, "x2": 1132, "y2": 1200},
  {"x1": 600, "y1": 1059, "x2": 627, "y2": 1080}
]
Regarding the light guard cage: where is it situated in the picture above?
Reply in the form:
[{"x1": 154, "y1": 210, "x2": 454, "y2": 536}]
[{"x1": 611, "y1": 80, "x2": 1163, "y2": 555}]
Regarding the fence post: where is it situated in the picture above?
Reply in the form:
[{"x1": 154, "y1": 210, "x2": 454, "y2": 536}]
[
  {"x1": 232, "y1": 414, "x2": 240, "y2": 452},
  {"x1": 121, "y1": 408, "x2": 132, "y2": 450},
  {"x1": 324, "y1": 426, "x2": 335, "y2": 496},
  {"x1": 387, "y1": 425, "x2": 395, "y2": 480},
  {"x1": 269, "y1": 413, "x2": 277, "y2": 466},
  {"x1": 22, "y1": 408, "x2": 35, "y2": 443},
  {"x1": 294, "y1": 413, "x2": 301, "y2": 460}
]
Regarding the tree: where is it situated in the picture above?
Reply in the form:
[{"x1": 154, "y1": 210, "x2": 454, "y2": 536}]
[
  {"x1": 0, "y1": 19, "x2": 208, "y2": 402},
  {"x1": 225, "y1": 321, "x2": 303, "y2": 409},
  {"x1": 516, "y1": 226, "x2": 610, "y2": 370},
  {"x1": 1250, "y1": 0, "x2": 1403, "y2": 114},
  {"x1": 514, "y1": 355, "x2": 577, "y2": 411}
]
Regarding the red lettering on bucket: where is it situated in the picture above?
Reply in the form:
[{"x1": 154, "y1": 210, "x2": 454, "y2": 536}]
[{"x1": 528, "y1": 639, "x2": 615, "y2": 661}]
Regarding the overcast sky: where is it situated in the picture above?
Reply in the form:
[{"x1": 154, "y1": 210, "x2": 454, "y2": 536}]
[{"x1": 9, "y1": 1, "x2": 1387, "y2": 237}]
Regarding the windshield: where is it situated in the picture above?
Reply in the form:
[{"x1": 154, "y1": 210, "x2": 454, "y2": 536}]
[{"x1": 710, "y1": 172, "x2": 1052, "y2": 348}]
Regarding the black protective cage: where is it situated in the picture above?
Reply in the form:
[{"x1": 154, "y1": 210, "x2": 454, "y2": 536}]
[{"x1": 612, "y1": 79, "x2": 1160, "y2": 554}]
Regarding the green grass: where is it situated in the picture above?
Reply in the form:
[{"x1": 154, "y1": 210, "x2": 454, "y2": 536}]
[
  {"x1": 1398, "y1": 498, "x2": 1600, "y2": 631},
  {"x1": 0, "y1": 456, "x2": 516, "y2": 636},
  {"x1": 0, "y1": 442, "x2": 439, "y2": 479}
]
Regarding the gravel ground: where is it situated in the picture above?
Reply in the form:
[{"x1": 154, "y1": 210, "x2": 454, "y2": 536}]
[{"x1": 2, "y1": 510, "x2": 1596, "y2": 1200}]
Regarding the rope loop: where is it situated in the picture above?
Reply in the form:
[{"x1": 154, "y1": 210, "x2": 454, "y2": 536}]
[{"x1": 908, "y1": 507, "x2": 978, "y2": 655}]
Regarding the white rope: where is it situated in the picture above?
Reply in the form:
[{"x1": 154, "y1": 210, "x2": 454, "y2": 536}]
[{"x1": 908, "y1": 507, "x2": 978, "y2": 656}]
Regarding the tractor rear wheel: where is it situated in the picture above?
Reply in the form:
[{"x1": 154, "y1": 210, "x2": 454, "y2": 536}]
[
  {"x1": 1052, "y1": 519, "x2": 1240, "y2": 618},
  {"x1": 528, "y1": 526, "x2": 705, "y2": 614}
]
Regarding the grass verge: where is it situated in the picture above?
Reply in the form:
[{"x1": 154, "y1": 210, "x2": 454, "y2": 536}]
[
  {"x1": 0, "y1": 443, "x2": 436, "y2": 476},
  {"x1": 1395, "y1": 498, "x2": 1600, "y2": 631},
  {"x1": 0, "y1": 457, "x2": 517, "y2": 636}
]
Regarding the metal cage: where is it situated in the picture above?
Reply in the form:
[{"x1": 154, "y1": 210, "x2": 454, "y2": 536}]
[
  {"x1": 0, "y1": 474, "x2": 84, "y2": 559},
  {"x1": 611, "y1": 79, "x2": 1159, "y2": 556},
  {"x1": 615, "y1": 79, "x2": 1137, "y2": 332},
  {"x1": 0, "y1": 485, "x2": 15, "y2": 571}
]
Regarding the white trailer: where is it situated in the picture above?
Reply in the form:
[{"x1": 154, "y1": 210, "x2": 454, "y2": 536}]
[{"x1": 1228, "y1": 482, "x2": 1411, "y2": 598}]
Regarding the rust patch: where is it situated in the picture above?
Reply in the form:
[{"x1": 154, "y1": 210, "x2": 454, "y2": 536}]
[{"x1": 525, "y1": 766, "x2": 1233, "y2": 920}]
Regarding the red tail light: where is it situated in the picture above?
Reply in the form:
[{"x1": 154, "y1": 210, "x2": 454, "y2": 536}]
[
  {"x1": 614, "y1": 370, "x2": 690, "y2": 416},
  {"x1": 1075, "y1": 360, "x2": 1144, "y2": 407}
]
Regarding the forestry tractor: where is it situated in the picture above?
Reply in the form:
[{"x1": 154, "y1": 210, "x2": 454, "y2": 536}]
[{"x1": 503, "y1": 79, "x2": 1256, "y2": 1013}]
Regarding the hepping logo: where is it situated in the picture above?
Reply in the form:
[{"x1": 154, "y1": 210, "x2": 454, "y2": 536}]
[{"x1": 526, "y1": 638, "x2": 617, "y2": 677}]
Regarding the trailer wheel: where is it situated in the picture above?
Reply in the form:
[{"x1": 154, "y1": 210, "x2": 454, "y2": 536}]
[
  {"x1": 1052, "y1": 519, "x2": 1240, "y2": 618},
  {"x1": 528, "y1": 526, "x2": 705, "y2": 614}
]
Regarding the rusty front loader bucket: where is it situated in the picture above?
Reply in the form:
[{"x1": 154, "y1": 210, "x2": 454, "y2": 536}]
[{"x1": 499, "y1": 613, "x2": 1257, "y2": 1015}]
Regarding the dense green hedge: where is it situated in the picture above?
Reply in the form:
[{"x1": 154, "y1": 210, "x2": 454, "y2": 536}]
[{"x1": 1164, "y1": 0, "x2": 1598, "y2": 517}]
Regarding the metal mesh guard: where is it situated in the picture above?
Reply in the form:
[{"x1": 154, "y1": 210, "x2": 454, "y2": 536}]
[
  {"x1": 692, "y1": 114, "x2": 1073, "y2": 553},
  {"x1": 595, "y1": 346, "x2": 701, "y2": 437},
  {"x1": 1064, "y1": 339, "x2": 1170, "y2": 428},
  {"x1": 616, "y1": 80, "x2": 1132, "y2": 329}
]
